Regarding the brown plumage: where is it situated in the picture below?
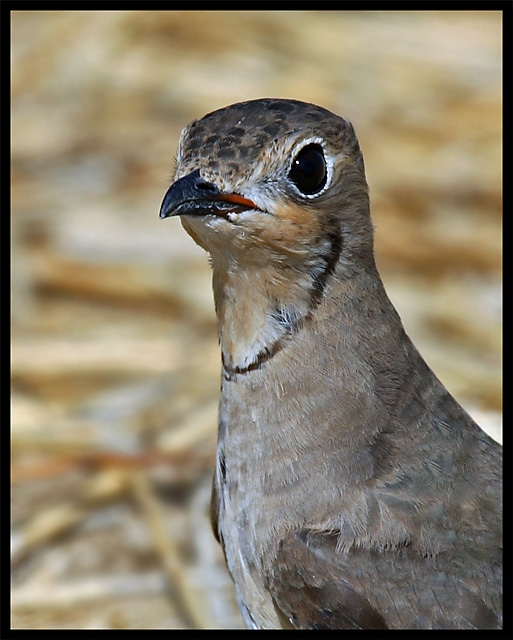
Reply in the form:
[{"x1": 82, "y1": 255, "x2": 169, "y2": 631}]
[{"x1": 159, "y1": 98, "x2": 502, "y2": 629}]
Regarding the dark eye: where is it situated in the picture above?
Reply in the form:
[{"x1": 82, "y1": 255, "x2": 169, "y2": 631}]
[{"x1": 289, "y1": 143, "x2": 327, "y2": 195}]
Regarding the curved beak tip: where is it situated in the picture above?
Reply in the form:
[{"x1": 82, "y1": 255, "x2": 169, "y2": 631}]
[{"x1": 159, "y1": 185, "x2": 179, "y2": 220}]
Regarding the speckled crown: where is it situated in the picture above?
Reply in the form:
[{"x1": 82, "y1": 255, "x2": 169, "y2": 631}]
[{"x1": 175, "y1": 98, "x2": 361, "y2": 181}]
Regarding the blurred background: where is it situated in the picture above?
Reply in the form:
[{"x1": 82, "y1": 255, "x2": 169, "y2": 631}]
[{"x1": 11, "y1": 10, "x2": 502, "y2": 630}]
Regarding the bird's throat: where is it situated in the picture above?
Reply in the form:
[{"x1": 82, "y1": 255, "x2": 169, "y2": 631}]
[{"x1": 212, "y1": 261, "x2": 313, "y2": 376}]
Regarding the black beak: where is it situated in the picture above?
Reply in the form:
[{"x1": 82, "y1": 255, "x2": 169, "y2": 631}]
[{"x1": 159, "y1": 169, "x2": 257, "y2": 220}]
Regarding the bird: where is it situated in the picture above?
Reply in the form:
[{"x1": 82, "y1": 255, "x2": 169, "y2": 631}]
[{"x1": 159, "y1": 98, "x2": 502, "y2": 629}]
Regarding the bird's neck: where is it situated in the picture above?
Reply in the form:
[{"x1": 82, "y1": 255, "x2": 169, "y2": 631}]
[{"x1": 211, "y1": 257, "x2": 317, "y2": 375}]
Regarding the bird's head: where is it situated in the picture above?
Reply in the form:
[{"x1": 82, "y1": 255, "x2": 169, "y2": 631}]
[{"x1": 160, "y1": 99, "x2": 373, "y2": 273}]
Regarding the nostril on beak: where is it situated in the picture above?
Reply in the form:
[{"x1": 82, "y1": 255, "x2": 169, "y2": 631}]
[{"x1": 196, "y1": 179, "x2": 219, "y2": 193}]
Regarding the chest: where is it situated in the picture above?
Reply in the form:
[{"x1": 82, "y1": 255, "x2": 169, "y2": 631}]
[{"x1": 214, "y1": 443, "x2": 283, "y2": 629}]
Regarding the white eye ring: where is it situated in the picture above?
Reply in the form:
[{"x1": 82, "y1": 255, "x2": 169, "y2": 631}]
[{"x1": 288, "y1": 137, "x2": 332, "y2": 198}]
